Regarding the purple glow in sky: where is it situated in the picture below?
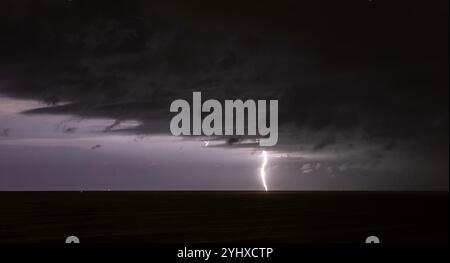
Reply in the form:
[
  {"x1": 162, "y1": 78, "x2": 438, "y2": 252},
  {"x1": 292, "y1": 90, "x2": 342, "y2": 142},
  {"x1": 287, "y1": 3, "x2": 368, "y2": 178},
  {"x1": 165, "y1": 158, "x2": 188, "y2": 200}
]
[{"x1": 0, "y1": 95, "x2": 448, "y2": 191}]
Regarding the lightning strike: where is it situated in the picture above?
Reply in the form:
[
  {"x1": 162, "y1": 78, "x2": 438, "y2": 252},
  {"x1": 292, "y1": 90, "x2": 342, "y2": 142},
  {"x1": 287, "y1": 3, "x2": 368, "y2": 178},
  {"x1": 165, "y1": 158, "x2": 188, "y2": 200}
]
[{"x1": 261, "y1": 150, "x2": 268, "y2": 191}]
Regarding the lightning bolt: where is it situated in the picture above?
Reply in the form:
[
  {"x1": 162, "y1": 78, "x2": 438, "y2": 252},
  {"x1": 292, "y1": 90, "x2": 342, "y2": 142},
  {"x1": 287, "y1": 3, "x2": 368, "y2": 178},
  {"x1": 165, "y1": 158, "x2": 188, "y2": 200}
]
[{"x1": 261, "y1": 150, "x2": 268, "y2": 191}]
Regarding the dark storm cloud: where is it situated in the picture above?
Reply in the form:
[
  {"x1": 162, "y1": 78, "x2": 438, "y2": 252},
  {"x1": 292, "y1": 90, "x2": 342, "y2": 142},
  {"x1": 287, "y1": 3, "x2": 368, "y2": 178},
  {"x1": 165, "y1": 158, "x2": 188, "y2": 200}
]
[{"x1": 0, "y1": 0, "x2": 448, "y2": 153}]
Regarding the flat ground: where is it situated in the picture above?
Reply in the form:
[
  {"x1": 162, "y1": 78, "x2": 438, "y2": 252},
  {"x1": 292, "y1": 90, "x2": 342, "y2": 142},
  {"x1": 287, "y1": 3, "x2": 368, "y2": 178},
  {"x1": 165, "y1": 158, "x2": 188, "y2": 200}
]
[{"x1": 0, "y1": 191, "x2": 447, "y2": 243}]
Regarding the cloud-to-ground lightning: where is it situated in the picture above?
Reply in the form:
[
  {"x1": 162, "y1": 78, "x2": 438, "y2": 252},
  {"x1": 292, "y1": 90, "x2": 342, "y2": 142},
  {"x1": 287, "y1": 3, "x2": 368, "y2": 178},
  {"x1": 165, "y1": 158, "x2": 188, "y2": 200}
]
[{"x1": 261, "y1": 150, "x2": 268, "y2": 191}]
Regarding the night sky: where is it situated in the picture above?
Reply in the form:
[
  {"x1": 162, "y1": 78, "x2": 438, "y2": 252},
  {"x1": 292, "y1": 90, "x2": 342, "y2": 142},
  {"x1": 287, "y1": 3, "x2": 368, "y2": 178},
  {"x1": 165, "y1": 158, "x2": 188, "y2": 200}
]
[{"x1": 0, "y1": 0, "x2": 448, "y2": 190}]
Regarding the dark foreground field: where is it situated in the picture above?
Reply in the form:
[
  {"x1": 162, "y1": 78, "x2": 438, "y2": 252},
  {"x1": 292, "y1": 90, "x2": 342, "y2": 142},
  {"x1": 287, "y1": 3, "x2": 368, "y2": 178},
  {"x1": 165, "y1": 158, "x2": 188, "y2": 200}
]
[{"x1": 0, "y1": 192, "x2": 447, "y2": 243}]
